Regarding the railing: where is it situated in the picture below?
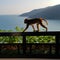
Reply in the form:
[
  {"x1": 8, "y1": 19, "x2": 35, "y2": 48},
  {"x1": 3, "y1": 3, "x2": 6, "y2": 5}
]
[{"x1": 0, "y1": 31, "x2": 60, "y2": 58}]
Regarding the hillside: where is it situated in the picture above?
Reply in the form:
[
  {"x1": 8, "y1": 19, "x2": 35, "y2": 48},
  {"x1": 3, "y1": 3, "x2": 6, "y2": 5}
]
[{"x1": 20, "y1": 4, "x2": 60, "y2": 19}]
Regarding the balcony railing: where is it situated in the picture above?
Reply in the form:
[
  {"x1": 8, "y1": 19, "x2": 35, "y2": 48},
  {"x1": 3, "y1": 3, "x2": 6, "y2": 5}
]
[{"x1": 0, "y1": 31, "x2": 60, "y2": 58}]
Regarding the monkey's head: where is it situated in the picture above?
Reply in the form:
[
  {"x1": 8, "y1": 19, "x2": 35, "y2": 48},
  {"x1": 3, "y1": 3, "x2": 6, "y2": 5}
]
[{"x1": 24, "y1": 19, "x2": 28, "y2": 23}]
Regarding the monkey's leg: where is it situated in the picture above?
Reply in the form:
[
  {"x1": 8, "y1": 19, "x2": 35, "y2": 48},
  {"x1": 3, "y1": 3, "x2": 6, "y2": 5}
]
[
  {"x1": 37, "y1": 23, "x2": 40, "y2": 32},
  {"x1": 40, "y1": 23, "x2": 48, "y2": 31},
  {"x1": 23, "y1": 24, "x2": 29, "y2": 32},
  {"x1": 31, "y1": 24, "x2": 36, "y2": 32}
]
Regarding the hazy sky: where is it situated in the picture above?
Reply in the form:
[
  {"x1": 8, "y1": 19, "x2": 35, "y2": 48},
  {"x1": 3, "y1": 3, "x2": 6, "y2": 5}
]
[{"x1": 0, "y1": 0, "x2": 60, "y2": 15}]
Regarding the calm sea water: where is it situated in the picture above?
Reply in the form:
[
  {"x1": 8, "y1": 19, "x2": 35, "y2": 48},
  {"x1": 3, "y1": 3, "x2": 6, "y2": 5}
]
[{"x1": 0, "y1": 15, "x2": 60, "y2": 32}]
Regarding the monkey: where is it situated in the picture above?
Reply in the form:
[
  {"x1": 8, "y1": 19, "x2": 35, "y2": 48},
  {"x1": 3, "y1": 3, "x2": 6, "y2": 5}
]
[{"x1": 23, "y1": 18, "x2": 48, "y2": 32}]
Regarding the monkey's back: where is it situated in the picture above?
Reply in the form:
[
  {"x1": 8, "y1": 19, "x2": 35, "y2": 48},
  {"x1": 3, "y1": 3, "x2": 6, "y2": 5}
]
[{"x1": 27, "y1": 18, "x2": 42, "y2": 24}]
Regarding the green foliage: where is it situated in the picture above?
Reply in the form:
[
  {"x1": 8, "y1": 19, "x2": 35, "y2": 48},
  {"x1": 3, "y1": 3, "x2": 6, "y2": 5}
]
[
  {"x1": 0, "y1": 36, "x2": 22, "y2": 43},
  {"x1": 15, "y1": 26, "x2": 23, "y2": 32},
  {"x1": 26, "y1": 36, "x2": 55, "y2": 43}
]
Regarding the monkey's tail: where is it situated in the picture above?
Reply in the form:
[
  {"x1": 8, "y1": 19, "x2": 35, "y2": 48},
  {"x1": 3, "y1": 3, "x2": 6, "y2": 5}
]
[
  {"x1": 43, "y1": 19, "x2": 48, "y2": 25},
  {"x1": 40, "y1": 18, "x2": 48, "y2": 25},
  {"x1": 45, "y1": 20, "x2": 48, "y2": 25}
]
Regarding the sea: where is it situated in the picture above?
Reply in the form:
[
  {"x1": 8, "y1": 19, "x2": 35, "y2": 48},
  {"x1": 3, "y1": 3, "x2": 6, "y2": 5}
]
[{"x1": 0, "y1": 15, "x2": 60, "y2": 32}]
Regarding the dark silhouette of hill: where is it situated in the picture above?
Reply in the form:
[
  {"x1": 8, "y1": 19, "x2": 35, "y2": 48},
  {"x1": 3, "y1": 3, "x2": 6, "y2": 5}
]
[{"x1": 20, "y1": 4, "x2": 60, "y2": 19}]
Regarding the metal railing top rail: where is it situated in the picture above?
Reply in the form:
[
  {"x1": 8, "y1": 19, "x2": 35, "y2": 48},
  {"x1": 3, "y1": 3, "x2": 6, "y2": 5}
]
[{"x1": 0, "y1": 31, "x2": 60, "y2": 36}]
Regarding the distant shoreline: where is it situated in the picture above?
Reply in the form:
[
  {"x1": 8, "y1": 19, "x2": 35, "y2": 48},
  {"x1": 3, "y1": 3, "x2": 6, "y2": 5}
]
[{"x1": 20, "y1": 15, "x2": 60, "y2": 20}]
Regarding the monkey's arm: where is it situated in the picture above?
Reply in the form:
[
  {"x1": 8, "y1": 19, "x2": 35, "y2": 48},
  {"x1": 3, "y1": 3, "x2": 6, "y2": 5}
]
[{"x1": 23, "y1": 24, "x2": 29, "y2": 32}]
